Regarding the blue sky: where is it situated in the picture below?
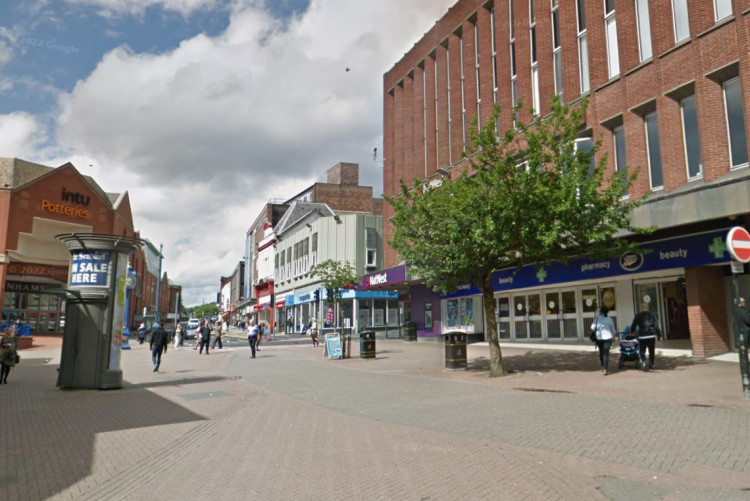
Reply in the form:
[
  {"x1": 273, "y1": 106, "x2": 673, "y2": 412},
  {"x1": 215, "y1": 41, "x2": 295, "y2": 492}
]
[{"x1": 0, "y1": 0, "x2": 454, "y2": 305}]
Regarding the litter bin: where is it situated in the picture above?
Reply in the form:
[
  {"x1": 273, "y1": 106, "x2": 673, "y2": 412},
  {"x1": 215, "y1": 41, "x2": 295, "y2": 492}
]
[
  {"x1": 360, "y1": 330, "x2": 376, "y2": 359},
  {"x1": 442, "y1": 331, "x2": 467, "y2": 370},
  {"x1": 404, "y1": 322, "x2": 417, "y2": 342}
]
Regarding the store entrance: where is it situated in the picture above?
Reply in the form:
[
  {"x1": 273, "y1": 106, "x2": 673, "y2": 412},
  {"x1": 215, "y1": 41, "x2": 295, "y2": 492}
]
[{"x1": 633, "y1": 278, "x2": 688, "y2": 340}]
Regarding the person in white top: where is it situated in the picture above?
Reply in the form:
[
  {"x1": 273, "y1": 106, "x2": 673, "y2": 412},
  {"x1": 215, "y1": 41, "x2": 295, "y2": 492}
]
[{"x1": 591, "y1": 306, "x2": 617, "y2": 375}]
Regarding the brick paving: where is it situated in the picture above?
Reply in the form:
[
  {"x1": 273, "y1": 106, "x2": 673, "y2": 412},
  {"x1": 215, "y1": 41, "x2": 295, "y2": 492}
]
[{"x1": 1, "y1": 331, "x2": 749, "y2": 500}]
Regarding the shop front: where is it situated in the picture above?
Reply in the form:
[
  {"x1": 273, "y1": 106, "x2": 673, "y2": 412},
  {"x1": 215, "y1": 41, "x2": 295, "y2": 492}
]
[
  {"x1": 489, "y1": 229, "x2": 731, "y2": 353},
  {"x1": 253, "y1": 291, "x2": 274, "y2": 332},
  {"x1": 0, "y1": 160, "x2": 135, "y2": 338}
]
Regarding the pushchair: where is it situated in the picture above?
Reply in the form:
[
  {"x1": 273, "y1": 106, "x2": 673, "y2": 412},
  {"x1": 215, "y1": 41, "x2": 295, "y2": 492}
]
[{"x1": 618, "y1": 325, "x2": 641, "y2": 369}]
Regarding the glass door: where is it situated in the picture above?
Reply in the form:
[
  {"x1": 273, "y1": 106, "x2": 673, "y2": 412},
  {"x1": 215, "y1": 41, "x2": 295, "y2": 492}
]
[
  {"x1": 581, "y1": 288, "x2": 599, "y2": 340},
  {"x1": 545, "y1": 291, "x2": 562, "y2": 339},
  {"x1": 633, "y1": 282, "x2": 662, "y2": 334},
  {"x1": 513, "y1": 293, "x2": 542, "y2": 340},
  {"x1": 513, "y1": 295, "x2": 528, "y2": 340},
  {"x1": 561, "y1": 289, "x2": 579, "y2": 339},
  {"x1": 497, "y1": 296, "x2": 511, "y2": 339}
]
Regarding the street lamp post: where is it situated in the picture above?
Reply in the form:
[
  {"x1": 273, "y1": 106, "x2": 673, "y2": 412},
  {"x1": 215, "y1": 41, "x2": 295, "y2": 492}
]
[
  {"x1": 122, "y1": 263, "x2": 137, "y2": 350},
  {"x1": 154, "y1": 243, "x2": 163, "y2": 323}
]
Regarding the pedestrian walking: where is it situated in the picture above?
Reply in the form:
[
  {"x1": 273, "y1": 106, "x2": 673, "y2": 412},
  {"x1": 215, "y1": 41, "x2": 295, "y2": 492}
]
[
  {"x1": 211, "y1": 318, "x2": 223, "y2": 349},
  {"x1": 137, "y1": 322, "x2": 147, "y2": 344},
  {"x1": 590, "y1": 306, "x2": 616, "y2": 375},
  {"x1": 630, "y1": 302, "x2": 662, "y2": 371},
  {"x1": 149, "y1": 322, "x2": 168, "y2": 373},
  {"x1": 310, "y1": 318, "x2": 320, "y2": 347},
  {"x1": 198, "y1": 319, "x2": 211, "y2": 355},
  {"x1": 737, "y1": 298, "x2": 750, "y2": 349},
  {"x1": 247, "y1": 322, "x2": 260, "y2": 358},
  {"x1": 256, "y1": 322, "x2": 264, "y2": 351},
  {"x1": 0, "y1": 327, "x2": 19, "y2": 384},
  {"x1": 173, "y1": 323, "x2": 182, "y2": 349}
]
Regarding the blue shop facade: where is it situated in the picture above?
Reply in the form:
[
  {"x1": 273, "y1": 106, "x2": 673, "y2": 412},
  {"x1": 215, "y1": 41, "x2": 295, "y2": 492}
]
[{"x1": 362, "y1": 228, "x2": 740, "y2": 351}]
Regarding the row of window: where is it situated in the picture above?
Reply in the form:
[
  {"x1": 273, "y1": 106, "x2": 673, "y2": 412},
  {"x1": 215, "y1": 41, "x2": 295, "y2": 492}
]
[
  {"x1": 272, "y1": 227, "x2": 380, "y2": 285},
  {"x1": 610, "y1": 77, "x2": 748, "y2": 193},
  {"x1": 411, "y1": 0, "x2": 736, "y2": 173}
]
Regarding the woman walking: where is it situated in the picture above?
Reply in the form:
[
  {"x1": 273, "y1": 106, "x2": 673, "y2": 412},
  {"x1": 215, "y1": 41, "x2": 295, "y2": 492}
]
[
  {"x1": 590, "y1": 306, "x2": 616, "y2": 375},
  {"x1": 0, "y1": 327, "x2": 19, "y2": 384}
]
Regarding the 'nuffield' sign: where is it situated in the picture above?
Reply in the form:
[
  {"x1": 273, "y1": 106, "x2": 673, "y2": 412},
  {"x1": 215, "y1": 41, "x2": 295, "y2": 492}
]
[{"x1": 70, "y1": 250, "x2": 111, "y2": 287}]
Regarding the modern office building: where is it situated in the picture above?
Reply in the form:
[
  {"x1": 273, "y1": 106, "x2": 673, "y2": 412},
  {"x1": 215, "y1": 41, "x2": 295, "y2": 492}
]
[{"x1": 380, "y1": 0, "x2": 750, "y2": 356}]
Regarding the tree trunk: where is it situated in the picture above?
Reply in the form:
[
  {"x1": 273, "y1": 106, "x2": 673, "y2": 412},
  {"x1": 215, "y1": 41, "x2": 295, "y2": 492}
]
[{"x1": 482, "y1": 279, "x2": 505, "y2": 377}]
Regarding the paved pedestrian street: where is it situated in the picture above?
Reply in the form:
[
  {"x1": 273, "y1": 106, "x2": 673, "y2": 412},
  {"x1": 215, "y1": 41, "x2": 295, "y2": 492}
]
[{"x1": 2, "y1": 333, "x2": 749, "y2": 500}]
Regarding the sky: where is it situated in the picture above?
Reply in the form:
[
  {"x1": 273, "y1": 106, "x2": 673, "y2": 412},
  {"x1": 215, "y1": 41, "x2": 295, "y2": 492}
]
[{"x1": 0, "y1": 0, "x2": 456, "y2": 306}]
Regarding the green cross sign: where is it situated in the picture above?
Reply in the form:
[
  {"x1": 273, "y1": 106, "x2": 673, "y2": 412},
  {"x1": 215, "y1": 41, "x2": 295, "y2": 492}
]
[
  {"x1": 536, "y1": 267, "x2": 547, "y2": 283},
  {"x1": 709, "y1": 236, "x2": 727, "y2": 259}
]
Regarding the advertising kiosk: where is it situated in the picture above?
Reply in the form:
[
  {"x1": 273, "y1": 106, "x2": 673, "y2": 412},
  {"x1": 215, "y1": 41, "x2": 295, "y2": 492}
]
[{"x1": 56, "y1": 233, "x2": 141, "y2": 390}]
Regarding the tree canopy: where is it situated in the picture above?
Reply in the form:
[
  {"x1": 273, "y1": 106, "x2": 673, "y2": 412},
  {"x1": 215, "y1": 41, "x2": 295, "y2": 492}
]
[{"x1": 388, "y1": 98, "x2": 650, "y2": 376}]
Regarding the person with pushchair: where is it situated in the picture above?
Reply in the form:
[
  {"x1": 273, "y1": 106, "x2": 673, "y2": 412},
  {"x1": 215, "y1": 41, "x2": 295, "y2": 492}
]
[{"x1": 630, "y1": 302, "x2": 662, "y2": 371}]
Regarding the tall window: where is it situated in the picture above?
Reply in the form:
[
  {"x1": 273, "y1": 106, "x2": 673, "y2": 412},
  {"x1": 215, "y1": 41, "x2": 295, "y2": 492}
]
[
  {"x1": 635, "y1": 0, "x2": 652, "y2": 62},
  {"x1": 459, "y1": 32, "x2": 466, "y2": 152},
  {"x1": 446, "y1": 46, "x2": 453, "y2": 162},
  {"x1": 613, "y1": 125, "x2": 628, "y2": 195},
  {"x1": 434, "y1": 53, "x2": 439, "y2": 169},
  {"x1": 509, "y1": 0, "x2": 518, "y2": 124},
  {"x1": 312, "y1": 232, "x2": 318, "y2": 266},
  {"x1": 551, "y1": 0, "x2": 562, "y2": 99},
  {"x1": 680, "y1": 96, "x2": 702, "y2": 178},
  {"x1": 365, "y1": 228, "x2": 377, "y2": 268},
  {"x1": 672, "y1": 0, "x2": 690, "y2": 42},
  {"x1": 604, "y1": 0, "x2": 619, "y2": 79},
  {"x1": 491, "y1": 7, "x2": 499, "y2": 135},
  {"x1": 422, "y1": 63, "x2": 428, "y2": 176},
  {"x1": 529, "y1": 0, "x2": 540, "y2": 114},
  {"x1": 645, "y1": 111, "x2": 664, "y2": 189},
  {"x1": 576, "y1": 0, "x2": 589, "y2": 93},
  {"x1": 714, "y1": 0, "x2": 732, "y2": 21},
  {"x1": 723, "y1": 77, "x2": 749, "y2": 168},
  {"x1": 475, "y1": 22, "x2": 482, "y2": 129}
]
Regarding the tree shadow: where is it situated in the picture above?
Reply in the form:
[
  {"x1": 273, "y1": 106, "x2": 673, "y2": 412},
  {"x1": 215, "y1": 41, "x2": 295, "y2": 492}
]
[{"x1": 468, "y1": 349, "x2": 706, "y2": 374}]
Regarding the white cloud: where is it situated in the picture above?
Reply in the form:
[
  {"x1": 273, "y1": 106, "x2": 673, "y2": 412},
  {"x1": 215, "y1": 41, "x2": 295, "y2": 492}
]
[
  {"x1": 63, "y1": 0, "x2": 225, "y2": 17},
  {"x1": 50, "y1": 0, "x2": 455, "y2": 305},
  {"x1": 0, "y1": 112, "x2": 47, "y2": 158}
]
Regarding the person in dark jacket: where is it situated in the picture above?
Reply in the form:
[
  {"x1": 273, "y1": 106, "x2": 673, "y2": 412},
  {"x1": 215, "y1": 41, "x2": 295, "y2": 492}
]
[
  {"x1": 738, "y1": 298, "x2": 750, "y2": 349},
  {"x1": 149, "y1": 322, "x2": 168, "y2": 373},
  {"x1": 630, "y1": 302, "x2": 662, "y2": 371},
  {"x1": 198, "y1": 319, "x2": 212, "y2": 355}
]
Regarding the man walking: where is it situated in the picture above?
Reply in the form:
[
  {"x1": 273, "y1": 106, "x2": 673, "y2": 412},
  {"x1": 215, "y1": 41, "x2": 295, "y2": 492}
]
[
  {"x1": 211, "y1": 318, "x2": 223, "y2": 349},
  {"x1": 630, "y1": 302, "x2": 662, "y2": 371},
  {"x1": 198, "y1": 319, "x2": 211, "y2": 355},
  {"x1": 149, "y1": 322, "x2": 168, "y2": 373}
]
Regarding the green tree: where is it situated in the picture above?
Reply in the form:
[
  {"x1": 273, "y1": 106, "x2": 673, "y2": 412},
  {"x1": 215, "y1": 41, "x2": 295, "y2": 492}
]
[
  {"x1": 310, "y1": 259, "x2": 360, "y2": 358},
  {"x1": 389, "y1": 98, "x2": 650, "y2": 377}
]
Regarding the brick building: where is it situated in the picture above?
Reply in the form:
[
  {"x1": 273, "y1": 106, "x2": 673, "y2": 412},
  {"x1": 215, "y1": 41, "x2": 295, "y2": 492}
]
[
  {"x1": 379, "y1": 0, "x2": 750, "y2": 355},
  {"x1": 0, "y1": 158, "x2": 180, "y2": 336}
]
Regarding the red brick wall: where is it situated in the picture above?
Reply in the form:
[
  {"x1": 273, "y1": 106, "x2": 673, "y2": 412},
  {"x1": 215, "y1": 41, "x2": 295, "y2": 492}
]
[
  {"x1": 383, "y1": 0, "x2": 750, "y2": 268},
  {"x1": 686, "y1": 266, "x2": 730, "y2": 358}
]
